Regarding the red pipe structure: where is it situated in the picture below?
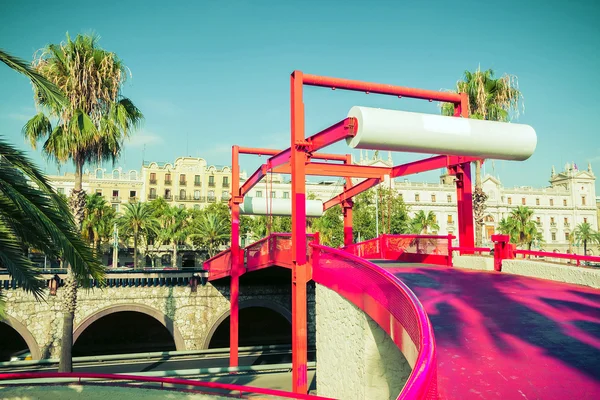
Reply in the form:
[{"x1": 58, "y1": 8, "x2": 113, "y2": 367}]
[{"x1": 228, "y1": 71, "x2": 475, "y2": 394}]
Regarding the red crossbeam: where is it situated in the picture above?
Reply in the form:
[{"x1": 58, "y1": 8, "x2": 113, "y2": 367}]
[
  {"x1": 239, "y1": 164, "x2": 267, "y2": 197},
  {"x1": 323, "y1": 177, "x2": 380, "y2": 210},
  {"x1": 391, "y1": 155, "x2": 480, "y2": 178},
  {"x1": 302, "y1": 73, "x2": 462, "y2": 103}
]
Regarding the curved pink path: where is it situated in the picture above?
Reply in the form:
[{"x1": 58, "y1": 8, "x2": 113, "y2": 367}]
[{"x1": 376, "y1": 262, "x2": 600, "y2": 400}]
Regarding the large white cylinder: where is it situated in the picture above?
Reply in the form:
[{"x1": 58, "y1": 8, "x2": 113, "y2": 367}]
[
  {"x1": 346, "y1": 106, "x2": 537, "y2": 161},
  {"x1": 239, "y1": 196, "x2": 324, "y2": 217}
]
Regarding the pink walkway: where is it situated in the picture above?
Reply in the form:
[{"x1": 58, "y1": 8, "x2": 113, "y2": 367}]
[{"x1": 376, "y1": 262, "x2": 600, "y2": 400}]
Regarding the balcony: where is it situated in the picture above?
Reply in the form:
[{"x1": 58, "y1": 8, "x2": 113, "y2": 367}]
[
  {"x1": 194, "y1": 181, "x2": 201, "y2": 187},
  {"x1": 207, "y1": 196, "x2": 216, "y2": 203},
  {"x1": 164, "y1": 180, "x2": 172, "y2": 185},
  {"x1": 148, "y1": 193, "x2": 157, "y2": 200},
  {"x1": 179, "y1": 180, "x2": 187, "y2": 186},
  {"x1": 564, "y1": 222, "x2": 570, "y2": 228},
  {"x1": 149, "y1": 179, "x2": 157, "y2": 184},
  {"x1": 208, "y1": 182, "x2": 216, "y2": 188},
  {"x1": 175, "y1": 195, "x2": 195, "y2": 202},
  {"x1": 163, "y1": 194, "x2": 173, "y2": 201},
  {"x1": 128, "y1": 197, "x2": 138, "y2": 203},
  {"x1": 222, "y1": 182, "x2": 230, "y2": 188},
  {"x1": 111, "y1": 196, "x2": 120, "y2": 203}
]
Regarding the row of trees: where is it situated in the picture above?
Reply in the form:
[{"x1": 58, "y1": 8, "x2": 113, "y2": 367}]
[{"x1": 498, "y1": 206, "x2": 600, "y2": 254}]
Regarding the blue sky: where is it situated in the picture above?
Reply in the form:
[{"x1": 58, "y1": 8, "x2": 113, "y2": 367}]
[{"x1": 1, "y1": 0, "x2": 599, "y2": 191}]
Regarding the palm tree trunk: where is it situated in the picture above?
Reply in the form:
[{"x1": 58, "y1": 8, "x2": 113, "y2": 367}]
[
  {"x1": 474, "y1": 160, "x2": 483, "y2": 247},
  {"x1": 173, "y1": 241, "x2": 178, "y2": 268},
  {"x1": 584, "y1": 240, "x2": 587, "y2": 256},
  {"x1": 59, "y1": 160, "x2": 85, "y2": 373},
  {"x1": 133, "y1": 233, "x2": 138, "y2": 269}
]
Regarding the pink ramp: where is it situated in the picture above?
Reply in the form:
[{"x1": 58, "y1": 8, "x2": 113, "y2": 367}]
[{"x1": 377, "y1": 262, "x2": 600, "y2": 400}]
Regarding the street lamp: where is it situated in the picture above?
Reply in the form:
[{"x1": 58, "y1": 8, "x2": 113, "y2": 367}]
[{"x1": 190, "y1": 270, "x2": 209, "y2": 292}]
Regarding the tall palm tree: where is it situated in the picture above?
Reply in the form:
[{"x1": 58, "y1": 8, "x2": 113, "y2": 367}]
[
  {"x1": 82, "y1": 194, "x2": 115, "y2": 251},
  {"x1": 0, "y1": 138, "x2": 104, "y2": 316},
  {"x1": 190, "y1": 211, "x2": 231, "y2": 257},
  {"x1": 159, "y1": 206, "x2": 189, "y2": 267},
  {"x1": 118, "y1": 203, "x2": 160, "y2": 269},
  {"x1": 411, "y1": 210, "x2": 440, "y2": 234},
  {"x1": 22, "y1": 33, "x2": 143, "y2": 372},
  {"x1": 498, "y1": 206, "x2": 542, "y2": 250},
  {"x1": 573, "y1": 222, "x2": 600, "y2": 255},
  {"x1": 441, "y1": 67, "x2": 523, "y2": 247}
]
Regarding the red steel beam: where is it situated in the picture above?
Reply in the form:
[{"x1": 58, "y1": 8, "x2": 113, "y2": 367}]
[
  {"x1": 238, "y1": 146, "x2": 347, "y2": 161},
  {"x1": 323, "y1": 177, "x2": 381, "y2": 210},
  {"x1": 239, "y1": 164, "x2": 267, "y2": 197},
  {"x1": 302, "y1": 73, "x2": 463, "y2": 103},
  {"x1": 262, "y1": 162, "x2": 390, "y2": 179},
  {"x1": 391, "y1": 155, "x2": 480, "y2": 178}
]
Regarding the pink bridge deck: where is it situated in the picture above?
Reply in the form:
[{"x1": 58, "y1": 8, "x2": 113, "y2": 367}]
[{"x1": 375, "y1": 261, "x2": 600, "y2": 400}]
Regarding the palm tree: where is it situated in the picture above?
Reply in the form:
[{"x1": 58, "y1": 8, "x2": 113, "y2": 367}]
[
  {"x1": 0, "y1": 138, "x2": 104, "y2": 316},
  {"x1": 190, "y1": 211, "x2": 231, "y2": 257},
  {"x1": 159, "y1": 206, "x2": 189, "y2": 267},
  {"x1": 411, "y1": 210, "x2": 440, "y2": 234},
  {"x1": 573, "y1": 222, "x2": 600, "y2": 255},
  {"x1": 441, "y1": 67, "x2": 523, "y2": 247},
  {"x1": 498, "y1": 206, "x2": 542, "y2": 250},
  {"x1": 22, "y1": 33, "x2": 143, "y2": 372},
  {"x1": 118, "y1": 203, "x2": 160, "y2": 269},
  {"x1": 82, "y1": 194, "x2": 115, "y2": 251}
]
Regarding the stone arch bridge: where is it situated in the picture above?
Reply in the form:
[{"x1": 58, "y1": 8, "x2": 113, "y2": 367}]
[{"x1": 0, "y1": 268, "x2": 314, "y2": 360}]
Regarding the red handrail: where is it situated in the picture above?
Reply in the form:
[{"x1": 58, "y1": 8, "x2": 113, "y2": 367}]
[
  {"x1": 0, "y1": 372, "x2": 333, "y2": 399},
  {"x1": 310, "y1": 243, "x2": 437, "y2": 399},
  {"x1": 450, "y1": 246, "x2": 492, "y2": 253},
  {"x1": 513, "y1": 249, "x2": 600, "y2": 266}
]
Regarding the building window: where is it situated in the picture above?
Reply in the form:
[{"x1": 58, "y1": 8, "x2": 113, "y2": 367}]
[
  {"x1": 112, "y1": 190, "x2": 119, "y2": 197},
  {"x1": 194, "y1": 175, "x2": 201, "y2": 186},
  {"x1": 57, "y1": 187, "x2": 65, "y2": 194},
  {"x1": 550, "y1": 217, "x2": 555, "y2": 224},
  {"x1": 536, "y1": 217, "x2": 541, "y2": 224},
  {"x1": 112, "y1": 204, "x2": 119, "y2": 212},
  {"x1": 283, "y1": 192, "x2": 290, "y2": 199},
  {"x1": 112, "y1": 170, "x2": 120, "y2": 179},
  {"x1": 208, "y1": 190, "x2": 215, "y2": 201},
  {"x1": 150, "y1": 173, "x2": 157, "y2": 184},
  {"x1": 222, "y1": 190, "x2": 229, "y2": 199},
  {"x1": 415, "y1": 194, "x2": 420, "y2": 202},
  {"x1": 194, "y1": 190, "x2": 201, "y2": 200},
  {"x1": 165, "y1": 173, "x2": 172, "y2": 185},
  {"x1": 508, "y1": 197, "x2": 512, "y2": 205},
  {"x1": 582, "y1": 196, "x2": 586, "y2": 206},
  {"x1": 179, "y1": 174, "x2": 186, "y2": 185},
  {"x1": 95, "y1": 189, "x2": 102, "y2": 195},
  {"x1": 165, "y1": 189, "x2": 171, "y2": 199},
  {"x1": 129, "y1": 190, "x2": 136, "y2": 198},
  {"x1": 208, "y1": 175, "x2": 215, "y2": 187},
  {"x1": 584, "y1": 217, "x2": 587, "y2": 223},
  {"x1": 431, "y1": 194, "x2": 436, "y2": 202},
  {"x1": 180, "y1": 189, "x2": 186, "y2": 199},
  {"x1": 223, "y1": 177, "x2": 229, "y2": 187},
  {"x1": 256, "y1": 190, "x2": 263, "y2": 198},
  {"x1": 536, "y1": 198, "x2": 540, "y2": 205},
  {"x1": 271, "y1": 191, "x2": 276, "y2": 198},
  {"x1": 563, "y1": 199, "x2": 567, "y2": 206},
  {"x1": 565, "y1": 232, "x2": 570, "y2": 241},
  {"x1": 149, "y1": 188, "x2": 157, "y2": 199},
  {"x1": 447, "y1": 195, "x2": 452, "y2": 203},
  {"x1": 551, "y1": 232, "x2": 556, "y2": 241},
  {"x1": 447, "y1": 215, "x2": 453, "y2": 223},
  {"x1": 550, "y1": 198, "x2": 554, "y2": 206},
  {"x1": 193, "y1": 204, "x2": 201, "y2": 210},
  {"x1": 522, "y1": 197, "x2": 526, "y2": 205}
]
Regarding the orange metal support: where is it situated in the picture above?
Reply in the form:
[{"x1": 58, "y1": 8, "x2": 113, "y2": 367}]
[
  {"x1": 343, "y1": 155, "x2": 354, "y2": 246},
  {"x1": 229, "y1": 145, "x2": 241, "y2": 367},
  {"x1": 290, "y1": 71, "x2": 309, "y2": 394},
  {"x1": 455, "y1": 162, "x2": 475, "y2": 252}
]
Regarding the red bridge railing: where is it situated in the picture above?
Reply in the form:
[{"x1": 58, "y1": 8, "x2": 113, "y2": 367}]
[
  {"x1": 512, "y1": 249, "x2": 600, "y2": 266},
  {"x1": 345, "y1": 234, "x2": 453, "y2": 266},
  {"x1": 310, "y1": 244, "x2": 438, "y2": 399},
  {"x1": 204, "y1": 249, "x2": 232, "y2": 281},
  {"x1": 0, "y1": 372, "x2": 333, "y2": 399}
]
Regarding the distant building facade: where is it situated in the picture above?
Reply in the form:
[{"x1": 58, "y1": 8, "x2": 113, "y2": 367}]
[{"x1": 47, "y1": 155, "x2": 598, "y2": 254}]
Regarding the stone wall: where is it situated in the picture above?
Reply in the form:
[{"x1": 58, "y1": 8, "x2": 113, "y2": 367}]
[
  {"x1": 2, "y1": 281, "x2": 312, "y2": 360},
  {"x1": 315, "y1": 284, "x2": 411, "y2": 400},
  {"x1": 502, "y1": 259, "x2": 600, "y2": 288},
  {"x1": 453, "y1": 254, "x2": 495, "y2": 271}
]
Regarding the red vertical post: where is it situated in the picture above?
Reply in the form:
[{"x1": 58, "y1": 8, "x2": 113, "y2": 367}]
[
  {"x1": 456, "y1": 162, "x2": 475, "y2": 252},
  {"x1": 447, "y1": 234, "x2": 454, "y2": 267},
  {"x1": 290, "y1": 70, "x2": 308, "y2": 394},
  {"x1": 342, "y1": 155, "x2": 354, "y2": 247},
  {"x1": 229, "y1": 145, "x2": 241, "y2": 367}
]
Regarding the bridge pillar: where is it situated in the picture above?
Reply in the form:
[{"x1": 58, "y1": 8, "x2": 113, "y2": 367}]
[
  {"x1": 455, "y1": 162, "x2": 475, "y2": 252},
  {"x1": 229, "y1": 145, "x2": 242, "y2": 368}
]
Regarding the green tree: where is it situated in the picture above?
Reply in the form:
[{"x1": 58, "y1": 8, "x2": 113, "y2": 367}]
[
  {"x1": 376, "y1": 186, "x2": 412, "y2": 234},
  {"x1": 573, "y1": 222, "x2": 600, "y2": 255},
  {"x1": 411, "y1": 210, "x2": 440, "y2": 234},
  {"x1": 441, "y1": 67, "x2": 523, "y2": 247},
  {"x1": 497, "y1": 206, "x2": 542, "y2": 250},
  {"x1": 312, "y1": 205, "x2": 344, "y2": 248},
  {"x1": 159, "y1": 206, "x2": 189, "y2": 267},
  {"x1": 82, "y1": 194, "x2": 115, "y2": 252},
  {"x1": 117, "y1": 203, "x2": 159, "y2": 269},
  {"x1": 353, "y1": 190, "x2": 377, "y2": 241},
  {"x1": 0, "y1": 139, "x2": 104, "y2": 317},
  {"x1": 190, "y1": 211, "x2": 231, "y2": 257},
  {"x1": 21, "y1": 33, "x2": 143, "y2": 372}
]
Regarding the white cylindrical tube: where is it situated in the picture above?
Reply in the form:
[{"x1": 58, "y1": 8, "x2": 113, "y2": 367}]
[
  {"x1": 239, "y1": 196, "x2": 324, "y2": 217},
  {"x1": 346, "y1": 106, "x2": 537, "y2": 161}
]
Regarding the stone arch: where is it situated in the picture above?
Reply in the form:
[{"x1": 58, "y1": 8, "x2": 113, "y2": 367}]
[
  {"x1": 202, "y1": 299, "x2": 291, "y2": 349},
  {"x1": 74, "y1": 303, "x2": 185, "y2": 351},
  {"x1": 1, "y1": 316, "x2": 41, "y2": 360}
]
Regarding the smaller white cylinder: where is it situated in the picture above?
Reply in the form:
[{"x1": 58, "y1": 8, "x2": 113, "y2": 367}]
[
  {"x1": 347, "y1": 106, "x2": 537, "y2": 161},
  {"x1": 239, "y1": 196, "x2": 324, "y2": 217}
]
